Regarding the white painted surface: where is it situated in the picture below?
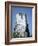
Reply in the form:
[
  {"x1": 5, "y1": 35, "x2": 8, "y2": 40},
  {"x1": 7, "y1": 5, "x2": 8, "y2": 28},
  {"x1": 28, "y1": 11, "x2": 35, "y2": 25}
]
[
  {"x1": 0, "y1": 0, "x2": 38, "y2": 46},
  {"x1": 16, "y1": 13, "x2": 26, "y2": 32}
]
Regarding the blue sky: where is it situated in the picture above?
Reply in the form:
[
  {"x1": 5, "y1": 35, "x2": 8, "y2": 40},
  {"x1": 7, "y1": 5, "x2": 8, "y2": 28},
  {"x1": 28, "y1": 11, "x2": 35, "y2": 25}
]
[{"x1": 11, "y1": 6, "x2": 32, "y2": 36}]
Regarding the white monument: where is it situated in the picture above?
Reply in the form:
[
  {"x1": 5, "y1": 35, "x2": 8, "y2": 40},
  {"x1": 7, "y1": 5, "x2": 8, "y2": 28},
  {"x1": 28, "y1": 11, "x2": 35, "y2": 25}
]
[{"x1": 14, "y1": 13, "x2": 28, "y2": 37}]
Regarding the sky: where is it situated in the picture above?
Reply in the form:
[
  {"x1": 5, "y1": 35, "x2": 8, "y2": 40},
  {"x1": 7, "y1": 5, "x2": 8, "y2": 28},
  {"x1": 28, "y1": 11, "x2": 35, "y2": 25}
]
[{"x1": 11, "y1": 6, "x2": 32, "y2": 36}]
